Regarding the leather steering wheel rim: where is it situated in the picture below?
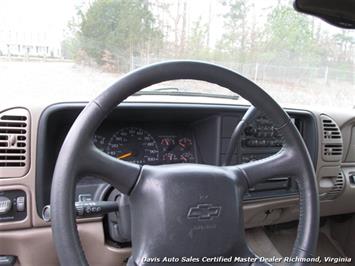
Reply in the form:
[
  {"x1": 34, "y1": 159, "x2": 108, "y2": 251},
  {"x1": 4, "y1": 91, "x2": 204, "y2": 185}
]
[{"x1": 50, "y1": 61, "x2": 319, "y2": 266}]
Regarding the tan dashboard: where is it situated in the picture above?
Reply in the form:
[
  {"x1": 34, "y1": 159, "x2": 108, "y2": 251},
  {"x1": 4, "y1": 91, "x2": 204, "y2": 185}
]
[{"x1": 1, "y1": 101, "x2": 355, "y2": 266}]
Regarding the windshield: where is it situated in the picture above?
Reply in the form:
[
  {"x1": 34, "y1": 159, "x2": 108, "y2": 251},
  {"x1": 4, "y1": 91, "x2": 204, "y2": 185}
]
[{"x1": 1, "y1": 0, "x2": 354, "y2": 109}]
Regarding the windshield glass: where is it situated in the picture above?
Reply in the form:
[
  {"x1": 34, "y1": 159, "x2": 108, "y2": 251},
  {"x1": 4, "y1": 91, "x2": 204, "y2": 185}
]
[{"x1": 1, "y1": 0, "x2": 354, "y2": 108}]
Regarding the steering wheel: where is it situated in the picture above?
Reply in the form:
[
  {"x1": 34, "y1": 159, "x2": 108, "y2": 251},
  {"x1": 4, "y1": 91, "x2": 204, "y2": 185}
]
[{"x1": 50, "y1": 61, "x2": 319, "y2": 266}]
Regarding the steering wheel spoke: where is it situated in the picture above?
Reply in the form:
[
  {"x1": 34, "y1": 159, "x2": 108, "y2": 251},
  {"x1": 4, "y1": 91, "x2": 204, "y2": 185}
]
[
  {"x1": 82, "y1": 144, "x2": 141, "y2": 194},
  {"x1": 230, "y1": 146, "x2": 298, "y2": 189}
]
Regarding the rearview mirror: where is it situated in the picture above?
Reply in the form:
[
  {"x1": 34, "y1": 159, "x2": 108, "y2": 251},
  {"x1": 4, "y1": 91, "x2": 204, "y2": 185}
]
[{"x1": 294, "y1": 0, "x2": 355, "y2": 29}]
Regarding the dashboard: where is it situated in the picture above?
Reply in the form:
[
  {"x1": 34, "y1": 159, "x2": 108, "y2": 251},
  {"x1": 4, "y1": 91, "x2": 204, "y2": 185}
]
[
  {"x1": 29, "y1": 103, "x2": 315, "y2": 245},
  {"x1": 3, "y1": 99, "x2": 355, "y2": 261},
  {"x1": 34, "y1": 103, "x2": 318, "y2": 217}
]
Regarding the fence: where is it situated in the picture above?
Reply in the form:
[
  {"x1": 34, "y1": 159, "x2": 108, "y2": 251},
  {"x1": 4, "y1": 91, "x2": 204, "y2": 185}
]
[
  {"x1": 132, "y1": 57, "x2": 355, "y2": 87},
  {"x1": 131, "y1": 56, "x2": 355, "y2": 108}
]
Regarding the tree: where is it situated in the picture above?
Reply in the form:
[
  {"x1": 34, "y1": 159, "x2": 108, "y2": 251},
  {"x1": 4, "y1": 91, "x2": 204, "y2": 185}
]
[
  {"x1": 152, "y1": 0, "x2": 189, "y2": 58},
  {"x1": 334, "y1": 30, "x2": 355, "y2": 63},
  {"x1": 216, "y1": 0, "x2": 250, "y2": 64},
  {"x1": 263, "y1": 5, "x2": 317, "y2": 64},
  {"x1": 61, "y1": 37, "x2": 80, "y2": 60},
  {"x1": 78, "y1": 0, "x2": 162, "y2": 72},
  {"x1": 61, "y1": 7, "x2": 85, "y2": 60},
  {"x1": 186, "y1": 17, "x2": 211, "y2": 60}
]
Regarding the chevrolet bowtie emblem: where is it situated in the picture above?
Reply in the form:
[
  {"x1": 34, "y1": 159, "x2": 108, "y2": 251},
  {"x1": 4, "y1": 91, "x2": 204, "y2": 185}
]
[{"x1": 187, "y1": 204, "x2": 221, "y2": 221}]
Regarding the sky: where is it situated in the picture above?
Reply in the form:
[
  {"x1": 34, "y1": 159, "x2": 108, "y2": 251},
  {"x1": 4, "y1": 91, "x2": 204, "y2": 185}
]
[
  {"x1": 0, "y1": 0, "x2": 81, "y2": 46},
  {"x1": 0, "y1": 0, "x2": 277, "y2": 48},
  {"x1": 0, "y1": 0, "x2": 352, "y2": 49}
]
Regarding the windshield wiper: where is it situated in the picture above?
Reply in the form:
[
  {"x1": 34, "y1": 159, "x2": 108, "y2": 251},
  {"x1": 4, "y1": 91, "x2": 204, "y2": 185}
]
[{"x1": 134, "y1": 87, "x2": 239, "y2": 100}]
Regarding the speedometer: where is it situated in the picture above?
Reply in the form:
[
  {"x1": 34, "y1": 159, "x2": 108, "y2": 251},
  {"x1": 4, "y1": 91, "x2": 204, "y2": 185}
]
[{"x1": 106, "y1": 127, "x2": 159, "y2": 165}]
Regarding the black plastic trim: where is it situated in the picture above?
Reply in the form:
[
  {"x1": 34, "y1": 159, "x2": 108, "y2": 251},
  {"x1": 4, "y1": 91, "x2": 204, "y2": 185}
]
[{"x1": 36, "y1": 101, "x2": 318, "y2": 216}]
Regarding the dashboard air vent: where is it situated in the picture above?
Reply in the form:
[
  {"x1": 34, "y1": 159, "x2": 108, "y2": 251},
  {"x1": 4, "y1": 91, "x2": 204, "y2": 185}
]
[
  {"x1": 0, "y1": 108, "x2": 30, "y2": 178},
  {"x1": 323, "y1": 144, "x2": 343, "y2": 157},
  {"x1": 321, "y1": 171, "x2": 345, "y2": 200},
  {"x1": 322, "y1": 118, "x2": 341, "y2": 139},
  {"x1": 320, "y1": 115, "x2": 343, "y2": 162}
]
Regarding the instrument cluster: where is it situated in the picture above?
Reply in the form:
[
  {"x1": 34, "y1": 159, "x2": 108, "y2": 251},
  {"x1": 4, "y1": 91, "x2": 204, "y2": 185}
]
[{"x1": 93, "y1": 125, "x2": 196, "y2": 165}]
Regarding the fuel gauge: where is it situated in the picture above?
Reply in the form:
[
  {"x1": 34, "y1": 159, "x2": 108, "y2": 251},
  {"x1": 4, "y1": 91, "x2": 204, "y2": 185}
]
[
  {"x1": 180, "y1": 151, "x2": 195, "y2": 163},
  {"x1": 178, "y1": 137, "x2": 193, "y2": 150}
]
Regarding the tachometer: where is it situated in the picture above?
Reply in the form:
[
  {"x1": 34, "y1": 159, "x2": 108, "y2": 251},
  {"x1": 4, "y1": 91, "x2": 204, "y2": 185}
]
[{"x1": 106, "y1": 127, "x2": 159, "y2": 165}]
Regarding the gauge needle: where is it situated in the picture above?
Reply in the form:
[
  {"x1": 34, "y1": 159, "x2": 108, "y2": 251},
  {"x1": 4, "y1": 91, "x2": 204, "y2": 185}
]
[{"x1": 117, "y1": 152, "x2": 133, "y2": 159}]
